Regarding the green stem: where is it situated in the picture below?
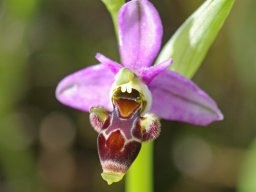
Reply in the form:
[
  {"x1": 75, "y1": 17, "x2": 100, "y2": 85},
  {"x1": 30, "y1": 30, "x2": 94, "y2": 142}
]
[
  {"x1": 126, "y1": 142, "x2": 153, "y2": 192},
  {"x1": 102, "y1": 0, "x2": 125, "y2": 41}
]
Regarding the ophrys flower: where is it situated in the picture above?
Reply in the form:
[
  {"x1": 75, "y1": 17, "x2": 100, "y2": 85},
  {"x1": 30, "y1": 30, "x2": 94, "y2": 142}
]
[{"x1": 56, "y1": 0, "x2": 223, "y2": 185}]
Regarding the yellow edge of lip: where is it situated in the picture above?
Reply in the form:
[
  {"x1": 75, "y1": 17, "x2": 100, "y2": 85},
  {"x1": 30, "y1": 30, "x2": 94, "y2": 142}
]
[{"x1": 101, "y1": 172, "x2": 125, "y2": 185}]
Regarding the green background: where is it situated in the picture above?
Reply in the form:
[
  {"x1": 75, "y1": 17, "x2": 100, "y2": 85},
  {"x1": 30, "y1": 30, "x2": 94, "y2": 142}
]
[{"x1": 0, "y1": 0, "x2": 255, "y2": 191}]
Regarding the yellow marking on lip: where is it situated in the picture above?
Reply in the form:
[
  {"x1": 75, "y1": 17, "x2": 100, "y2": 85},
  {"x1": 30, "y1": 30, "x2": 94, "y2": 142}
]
[{"x1": 101, "y1": 172, "x2": 124, "y2": 185}]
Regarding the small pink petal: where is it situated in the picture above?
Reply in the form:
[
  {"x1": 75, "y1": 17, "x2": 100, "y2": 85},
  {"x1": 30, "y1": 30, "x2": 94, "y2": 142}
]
[
  {"x1": 95, "y1": 53, "x2": 122, "y2": 74},
  {"x1": 139, "y1": 59, "x2": 173, "y2": 84}
]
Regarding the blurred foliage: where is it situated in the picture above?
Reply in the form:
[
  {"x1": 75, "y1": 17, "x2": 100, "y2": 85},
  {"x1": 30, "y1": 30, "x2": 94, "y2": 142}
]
[
  {"x1": 0, "y1": 0, "x2": 255, "y2": 192},
  {"x1": 0, "y1": 0, "x2": 42, "y2": 192},
  {"x1": 157, "y1": 0, "x2": 234, "y2": 78}
]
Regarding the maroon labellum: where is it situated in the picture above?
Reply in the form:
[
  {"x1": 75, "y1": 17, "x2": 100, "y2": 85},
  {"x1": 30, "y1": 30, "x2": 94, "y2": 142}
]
[{"x1": 90, "y1": 87, "x2": 160, "y2": 184}]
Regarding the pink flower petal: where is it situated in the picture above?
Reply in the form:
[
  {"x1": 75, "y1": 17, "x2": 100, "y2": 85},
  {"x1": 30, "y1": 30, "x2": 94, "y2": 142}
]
[
  {"x1": 139, "y1": 59, "x2": 173, "y2": 84},
  {"x1": 118, "y1": 0, "x2": 163, "y2": 70},
  {"x1": 149, "y1": 70, "x2": 223, "y2": 126},
  {"x1": 56, "y1": 64, "x2": 114, "y2": 112},
  {"x1": 95, "y1": 53, "x2": 122, "y2": 74}
]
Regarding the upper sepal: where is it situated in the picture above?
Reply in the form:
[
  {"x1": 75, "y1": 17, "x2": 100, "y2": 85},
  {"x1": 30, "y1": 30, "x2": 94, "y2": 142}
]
[{"x1": 118, "y1": 0, "x2": 163, "y2": 70}]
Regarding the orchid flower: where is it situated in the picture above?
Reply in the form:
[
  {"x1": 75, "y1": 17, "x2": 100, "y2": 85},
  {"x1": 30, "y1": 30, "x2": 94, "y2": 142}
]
[{"x1": 56, "y1": 0, "x2": 223, "y2": 185}]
